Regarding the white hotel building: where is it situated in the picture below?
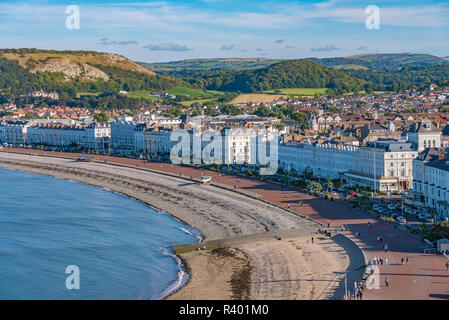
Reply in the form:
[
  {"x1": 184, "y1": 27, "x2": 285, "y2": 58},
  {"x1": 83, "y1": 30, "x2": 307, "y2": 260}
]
[
  {"x1": 411, "y1": 148, "x2": 449, "y2": 218},
  {"x1": 279, "y1": 141, "x2": 417, "y2": 192},
  {"x1": 346, "y1": 141, "x2": 418, "y2": 192},
  {"x1": 0, "y1": 120, "x2": 32, "y2": 145},
  {"x1": 110, "y1": 120, "x2": 137, "y2": 153},
  {"x1": 279, "y1": 142, "x2": 356, "y2": 180}
]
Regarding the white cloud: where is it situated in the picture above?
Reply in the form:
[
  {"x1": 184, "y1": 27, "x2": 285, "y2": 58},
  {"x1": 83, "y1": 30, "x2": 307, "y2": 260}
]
[
  {"x1": 143, "y1": 43, "x2": 192, "y2": 51},
  {"x1": 220, "y1": 44, "x2": 235, "y2": 51}
]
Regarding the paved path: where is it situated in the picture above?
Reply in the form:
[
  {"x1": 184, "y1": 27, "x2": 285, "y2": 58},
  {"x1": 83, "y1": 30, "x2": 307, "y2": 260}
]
[{"x1": 3, "y1": 148, "x2": 449, "y2": 300}]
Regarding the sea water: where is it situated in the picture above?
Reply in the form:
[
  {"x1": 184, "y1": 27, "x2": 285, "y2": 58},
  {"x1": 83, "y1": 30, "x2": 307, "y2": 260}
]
[{"x1": 0, "y1": 168, "x2": 200, "y2": 299}]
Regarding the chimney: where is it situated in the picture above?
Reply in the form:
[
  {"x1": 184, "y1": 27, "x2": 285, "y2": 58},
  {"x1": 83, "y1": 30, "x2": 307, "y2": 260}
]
[{"x1": 439, "y1": 149, "x2": 445, "y2": 161}]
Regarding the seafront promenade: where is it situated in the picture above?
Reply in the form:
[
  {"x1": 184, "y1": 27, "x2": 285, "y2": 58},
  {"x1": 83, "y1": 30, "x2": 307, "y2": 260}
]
[{"x1": 1, "y1": 148, "x2": 449, "y2": 300}]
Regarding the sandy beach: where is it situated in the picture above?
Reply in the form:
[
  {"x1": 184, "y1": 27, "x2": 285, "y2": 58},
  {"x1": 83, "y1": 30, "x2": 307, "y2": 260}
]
[{"x1": 0, "y1": 151, "x2": 357, "y2": 300}]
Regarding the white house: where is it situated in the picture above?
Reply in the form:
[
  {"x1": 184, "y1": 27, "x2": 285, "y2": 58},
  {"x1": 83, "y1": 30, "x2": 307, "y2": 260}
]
[
  {"x1": 346, "y1": 141, "x2": 418, "y2": 192},
  {"x1": 0, "y1": 120, "x2": 31, "y2": 145},
  {"x1": 83, "y1": 123, "x2": 110, "y2": 151},
  {"x1": 411, "y1": 148, "x2": 449, "y2": 218},
  {"x1": 110, "y1": 120, "x2": 137, "y2": 153},
  {"x1": 407, "y1": 119, "x2": 442, "y2": 151}
]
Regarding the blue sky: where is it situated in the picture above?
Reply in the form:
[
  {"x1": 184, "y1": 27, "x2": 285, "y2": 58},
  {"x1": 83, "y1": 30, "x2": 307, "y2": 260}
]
[{"x1": 0, "y1": 0, "x2": 448, "y2": 62}]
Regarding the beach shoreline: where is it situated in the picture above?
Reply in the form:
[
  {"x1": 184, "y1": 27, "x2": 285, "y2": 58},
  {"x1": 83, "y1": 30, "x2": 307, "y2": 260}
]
[{"x1": 0, "y1": 151, "x2": 356, "y2": 300}]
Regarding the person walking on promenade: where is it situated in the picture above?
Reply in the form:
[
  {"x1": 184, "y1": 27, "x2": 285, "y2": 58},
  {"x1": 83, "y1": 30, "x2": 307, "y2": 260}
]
[
  {"x1": 359, "y1": 290, "x2": 363, "y2": 300},
  {"x1": 377, "y1": 236, "x2": 380, "y2": 243},
  {"x1": 385, "y1": 258, "x2": 388, "y2": 265},
  {"x1": 384, "y1": 243, "x2": 388, "y2": 252},
  {"x1": 380, "y1": 236, "x2": 383, "y2": 244},
  {"x1": 445, "y1": 261, "x2": 449, "y2": 271},
  {"x1": 385, "y1": 277, "x2": 389, "y2": 287},
  {"x1": 401, "y1": 257, "x2": 404, "y2": 265},
  {"x1": 311, "y1": 237, "x2": 314, "y2": 244},
  {"x1": 406, "y1": 257, "x2": 409, "y2": 265}
]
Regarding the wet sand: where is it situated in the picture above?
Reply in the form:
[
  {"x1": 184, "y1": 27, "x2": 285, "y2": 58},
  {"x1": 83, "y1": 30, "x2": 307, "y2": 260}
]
[{"x1": 170, "y1": 234, "x2": 350, "y2": 300}]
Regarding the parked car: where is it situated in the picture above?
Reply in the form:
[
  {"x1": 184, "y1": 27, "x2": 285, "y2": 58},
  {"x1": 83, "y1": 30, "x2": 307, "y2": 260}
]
[
  {"x1": 418, "y1": 213, "x2": 427, "y2": 220},
  {"x1": 387, "y1": 204, "x2": 396, "y2": 210},
  {"x1": 397, "y1": 216, "x2": 406, "y2": 224}
]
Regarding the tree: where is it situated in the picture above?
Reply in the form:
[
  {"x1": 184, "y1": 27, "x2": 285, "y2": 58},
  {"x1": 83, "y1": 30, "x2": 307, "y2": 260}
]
[
  {"x1": 94, "y1": 112, "x2": 109, "y2": 122},
  {"x1": 429, "y1": 221, "x2": 449, "y2": 241},
  {"x1": 171, "y1": 107, "x2": 183, "y2": 117},
  {"x1": 204, "y1": 105, "x2": 216, "y2": 117}
]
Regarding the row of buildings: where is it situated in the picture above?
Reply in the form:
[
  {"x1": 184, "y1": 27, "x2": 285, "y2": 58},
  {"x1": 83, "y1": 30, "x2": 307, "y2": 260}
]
[
  {"x1": 0, "y1": 120, "x2": 110, "y2": 151},
  {"x1": 1, "y1": 116, "x2": 449, "y2": 217}
]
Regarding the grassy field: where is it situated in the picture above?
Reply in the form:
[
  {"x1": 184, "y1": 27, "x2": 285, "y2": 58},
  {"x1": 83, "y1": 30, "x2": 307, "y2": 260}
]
[
  {"x1": 263, "y1": 88, "x2": 327, "y2": 96},
  {"x1": 121, "y1": 90, "x2": 163, "y2": 102},
  {"x1": 333, "y1": 64, "x2": 369, "y2": 70},
  {"x1": 76, "y1": 92, "x2": 100, "y2": 98},
  {"x1": 205, "y1": 90, "x2": 226, "y2": 95},
  {"x1": 179, "y1": 98, "x2": 218, "y2": 106},
  {"x1": 166, "y1": 86, "x2": 209, "y2": 98},
  {"x1": 121, "y1": 88, "x2": 219, "y2": 105}
]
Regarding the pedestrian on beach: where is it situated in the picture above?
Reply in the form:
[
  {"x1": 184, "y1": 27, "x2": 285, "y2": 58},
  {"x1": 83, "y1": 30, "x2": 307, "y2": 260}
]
[
  {"x1": 385, "y1": 277, "x2": 389, "y2": 287},
  {"x1": 311, "y1": 237, "x2": 314, "y2": 244}
]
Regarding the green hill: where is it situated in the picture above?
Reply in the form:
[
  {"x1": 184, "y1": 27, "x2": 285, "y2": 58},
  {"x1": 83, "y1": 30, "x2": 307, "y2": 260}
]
[
  {"x1": 342, "y1": 64, "x2": 449, "y2": 91},
  {"x1": 0, "y1": 48, "x2": 188, "y2": 109},
  {"x1": 180, "y1": 60, "x2": 366, "y2": 93},
  {"x1": 141, "y1": 58, "x2": 281, "y2": 71},
  {"x1": 306, "y1": 53, "x2": 448, "y2": 71}
]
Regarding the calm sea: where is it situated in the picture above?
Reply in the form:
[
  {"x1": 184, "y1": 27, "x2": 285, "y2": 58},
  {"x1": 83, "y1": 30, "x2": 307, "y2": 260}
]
[{"x1": 0, "y1": 168, "x2": 200, "y2": 300}]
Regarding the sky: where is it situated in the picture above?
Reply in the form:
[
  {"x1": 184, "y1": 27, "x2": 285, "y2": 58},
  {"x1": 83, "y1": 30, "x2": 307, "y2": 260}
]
[{"x1": 0, "y1": 0, "x2": 448, "y2": 63}]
